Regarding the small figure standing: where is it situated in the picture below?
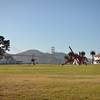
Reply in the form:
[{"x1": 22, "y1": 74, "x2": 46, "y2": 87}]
[{"x1": 31, "y1": 58, "x2": 35, "y2": 65}]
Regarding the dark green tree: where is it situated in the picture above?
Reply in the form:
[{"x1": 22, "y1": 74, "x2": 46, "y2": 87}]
[{"x1": 0, "y1": 36, "x2": 10, "y2": 59}]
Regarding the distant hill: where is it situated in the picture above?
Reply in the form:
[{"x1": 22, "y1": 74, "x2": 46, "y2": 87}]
[
  {"x1": 11, "y1": 49, "x2": 66, "y2": 64},
  {"x1": 17, "y1": 49, "x2": 44, "y2": 56}
]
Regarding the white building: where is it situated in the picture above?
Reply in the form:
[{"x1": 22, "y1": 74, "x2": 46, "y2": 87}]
[{"x1": 94, "y1": 54, "x2": 100, "y2": 64}]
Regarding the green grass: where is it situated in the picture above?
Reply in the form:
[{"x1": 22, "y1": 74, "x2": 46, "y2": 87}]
[{"x1": 0, "y1": 64, "x2": 100, "y2": 100}]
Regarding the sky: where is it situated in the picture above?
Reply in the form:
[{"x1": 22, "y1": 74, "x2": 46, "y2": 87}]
[{"x1": 0, "y1": 0, "x2": 100, "y2": 56}]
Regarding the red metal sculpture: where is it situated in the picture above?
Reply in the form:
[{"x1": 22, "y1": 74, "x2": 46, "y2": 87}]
[{"x1": 64, "y1": 46, "x2": 88, "y2": 65}]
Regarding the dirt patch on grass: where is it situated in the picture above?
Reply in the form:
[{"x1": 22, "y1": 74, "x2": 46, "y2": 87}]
[{"x1": 1, "y1": 74, "x2": 100, "y2": 83}]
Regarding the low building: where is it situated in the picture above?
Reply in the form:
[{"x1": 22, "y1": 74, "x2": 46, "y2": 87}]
[{"x1": 94, "y1": 54, "x2": 100, "y2": 64}]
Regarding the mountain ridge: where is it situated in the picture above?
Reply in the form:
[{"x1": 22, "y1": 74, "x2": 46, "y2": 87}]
[{"x1": 11, "y1": 49, "x2": 66, "y2": 64}]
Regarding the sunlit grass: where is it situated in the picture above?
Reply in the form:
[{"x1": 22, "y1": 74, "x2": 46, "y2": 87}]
[{"x1": 0, "y1": 64, "x2": 100, "y2": 100}]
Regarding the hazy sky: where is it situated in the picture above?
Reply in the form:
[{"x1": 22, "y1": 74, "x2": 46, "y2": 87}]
[{"x1": 0, "y1": 0, "x2": 100, "y2": 56}]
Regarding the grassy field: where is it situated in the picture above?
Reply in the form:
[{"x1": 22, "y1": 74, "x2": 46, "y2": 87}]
[{"x1": 0, "y1": 64, "x2": 100, "y2": 100}]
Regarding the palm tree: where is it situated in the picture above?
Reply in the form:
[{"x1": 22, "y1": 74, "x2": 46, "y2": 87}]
[
  {"x1": 81, "y1": 51, "x2": 86, "y2": 57},
  {"x1": 79, "y1": 51, "x2": 86, "y2": 64},
  {"x1": 90, "y1": 51, "x2": 96, "y2": 64}
]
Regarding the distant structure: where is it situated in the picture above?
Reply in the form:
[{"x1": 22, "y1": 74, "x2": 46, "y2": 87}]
[
  {"x1": 51, "y1": 46, "x2": 55, "y2": 55},
  {"x1": 0, "y1": 36, "x2": 10, "y2": 59},
  {"x1": 94, "y1": 54, "x2": 100, "y2": 64}
]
